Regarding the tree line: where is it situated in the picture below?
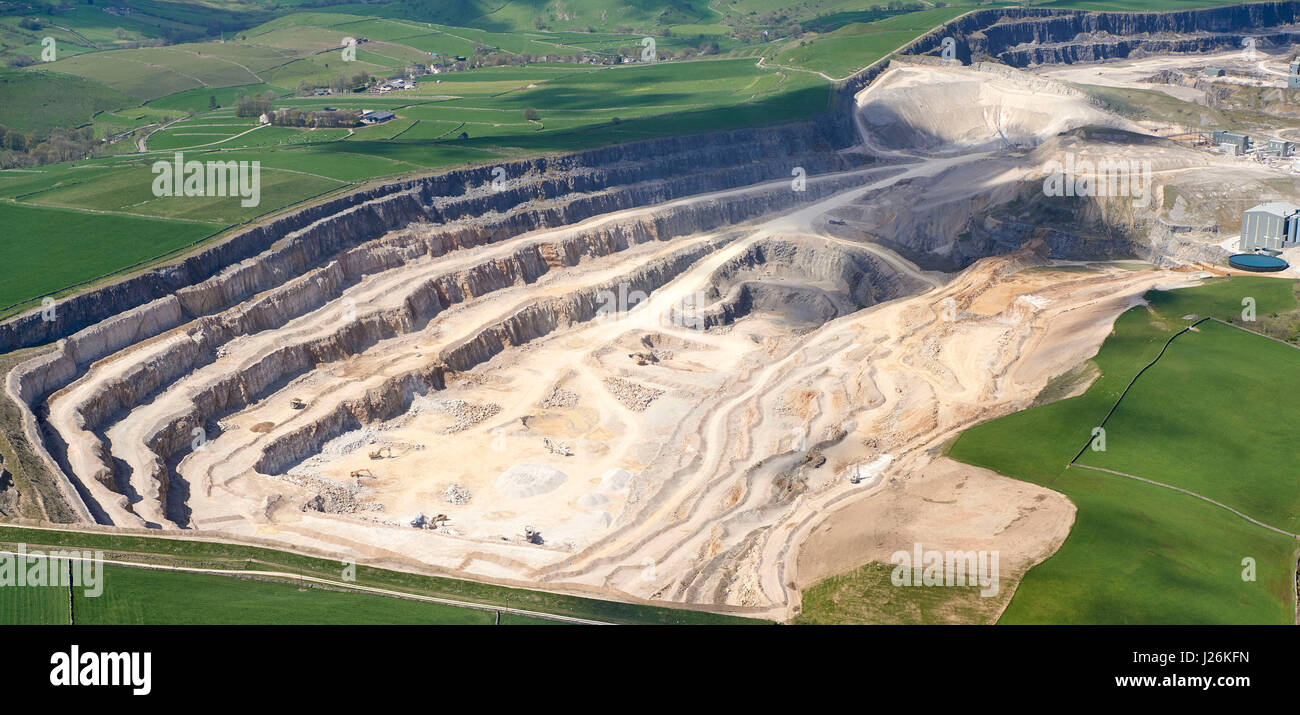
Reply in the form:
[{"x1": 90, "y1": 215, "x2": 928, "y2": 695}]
[{"x1": 0, "y1": 125, "x2": 99, "y2": 168}]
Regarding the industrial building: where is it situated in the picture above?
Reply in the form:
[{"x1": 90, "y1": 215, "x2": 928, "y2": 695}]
[
  {"x1": 1240, "y1": 202, "x2": 1300, "y2": 250},
  {"x1": 1267, "y1": 138, "x2": 1295, "y2": 156},
  {"x1": 1213, "y1": 130, "x2": 1251, "y2": 152}
]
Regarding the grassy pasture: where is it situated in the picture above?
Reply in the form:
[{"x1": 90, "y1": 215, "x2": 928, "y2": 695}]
[
  {"x1": 0, "y1": 201, "x2": 222, "y2": 310},
  {"x1": 947, "y1": 276, "x2": 1300, "y2": 624},
  {"x1": 24, "y1": 160, "x2": 345, "y2": 223},
  {"x1": 0, "y1": 579, "x2": 70, "y2": 625},
  {"x1": 0, "y1": 525, "x2": 766, "y2": 624},
  {"x1": 1078, "y1": 319, "x2": 1300, "y2": 533},
  {"x1": 74, "y1": 565, "x2": 500, "y2": 625},
  {"x1": 0, "y1": 68, "x2": 131, "y2": 133},
  {"x1": 772, "y1": 7, "x2": 973, "y2": 78},
  {"x1": 196, "y1": 148, "x2": 424, "y2": 181},
  {"x1": 795, "y1": 562, "x2": 1001, "y2": 625}
]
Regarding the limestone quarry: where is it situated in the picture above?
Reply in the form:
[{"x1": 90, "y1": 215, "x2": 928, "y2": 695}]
[{"x1": 8, "y1": 24, "x2": 1300, "y2": 620}]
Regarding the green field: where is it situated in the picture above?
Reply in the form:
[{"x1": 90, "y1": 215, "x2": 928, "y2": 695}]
[
  {"x1": 0, "y1": 578, "x2": 69, "y2": 625},
  {"x1": 1078, "y1": 320, "x2": 1300, "y2": 533},
  {"x1": 0, "y1": 525, "x2": 767, "y2": 625},
  {"x1": 0, "y1": 561, "x2": 565, "y2": 625},
  {"x1": 771, "y1": 7, "x2": 974, "y2": 79},
  {"x1": 0, "y1": 68, "x2": 131, "y2": 133},
  {"x1": 948, "y1": 276, "x2": 1300, "y2": 624},
  {"x1": 0, "y1": 201, "x2": 223, "y2": 310},
  {"x1": 795, "y1": 562, "x2": 1001, "y2": 625},
  {"x1": 74, "y1": 565, "x2": 505, "y2": 625}
]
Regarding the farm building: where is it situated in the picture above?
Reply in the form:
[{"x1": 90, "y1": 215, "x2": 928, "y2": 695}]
[
  {"x1": 1240, "y1": 202, "x2": 1300, "y2": 250},
  {"x1": 360, "y1": 110, "x2": 395, "y2": 124}
]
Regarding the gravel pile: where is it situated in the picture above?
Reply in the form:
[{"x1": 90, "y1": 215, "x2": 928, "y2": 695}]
[
  {"x1": 276, "y1": 473, "x2": 381, "y2": 515},
  {"x1": 408, "y1": 396, "x2": 501, "y2": 433},
  {"x1": 603, "y1": 377, "x2": 664, "y2": 412},
  {"x1": 496, "y1": 463, "x2": 568, "y2": 499},
  {"x1": 599, "y1": 468, "x2": 632, "y2": 492},
  {"x1": 538, "y1": 387, "x2": 578, "y2": 409},
  {"x1": 439, "y1": 400, "x2": 502, "y2": 434},
  {"x1": 442, "y1": 484, "x2": 472, "y2": 505}
]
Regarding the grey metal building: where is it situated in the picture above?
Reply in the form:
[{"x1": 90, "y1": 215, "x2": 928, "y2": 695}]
[
  {"x1": 1213, "y1": 130, "x2": 1251, "y2": 151},
  {"x1": 1240, "y1": 202, "x2": 1300, "y2": 250},
  {"x1": 1267, "y1": 138, "x2": 1295, "y2": 156}
]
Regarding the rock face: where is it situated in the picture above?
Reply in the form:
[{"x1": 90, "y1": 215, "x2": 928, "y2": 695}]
[
  {"x1": 0, "y1": 121, "x2": 863, "y2": 355},
  {"x1": 698, "y1": 238, "x2": 925, "y2": 328},
  {"x1": 904, "y1": 2, "x2": 1300, "y2": 67}
]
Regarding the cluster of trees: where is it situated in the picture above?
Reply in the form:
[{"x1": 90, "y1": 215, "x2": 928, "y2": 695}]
[
  {"x1": 0, "y1": 125, "x2": 101, "y2": 169},
  {"x1": 234, "y1": 91, "x2": 277, "y2": 118},
  {"x1": 266, "y1": 108, "x2": 358, "y2": 128}
]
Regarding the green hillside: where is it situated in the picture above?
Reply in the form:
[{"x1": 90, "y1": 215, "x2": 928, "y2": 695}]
[{"x1": 0, "y1": 67, "x2": 130, "y2": 133}]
